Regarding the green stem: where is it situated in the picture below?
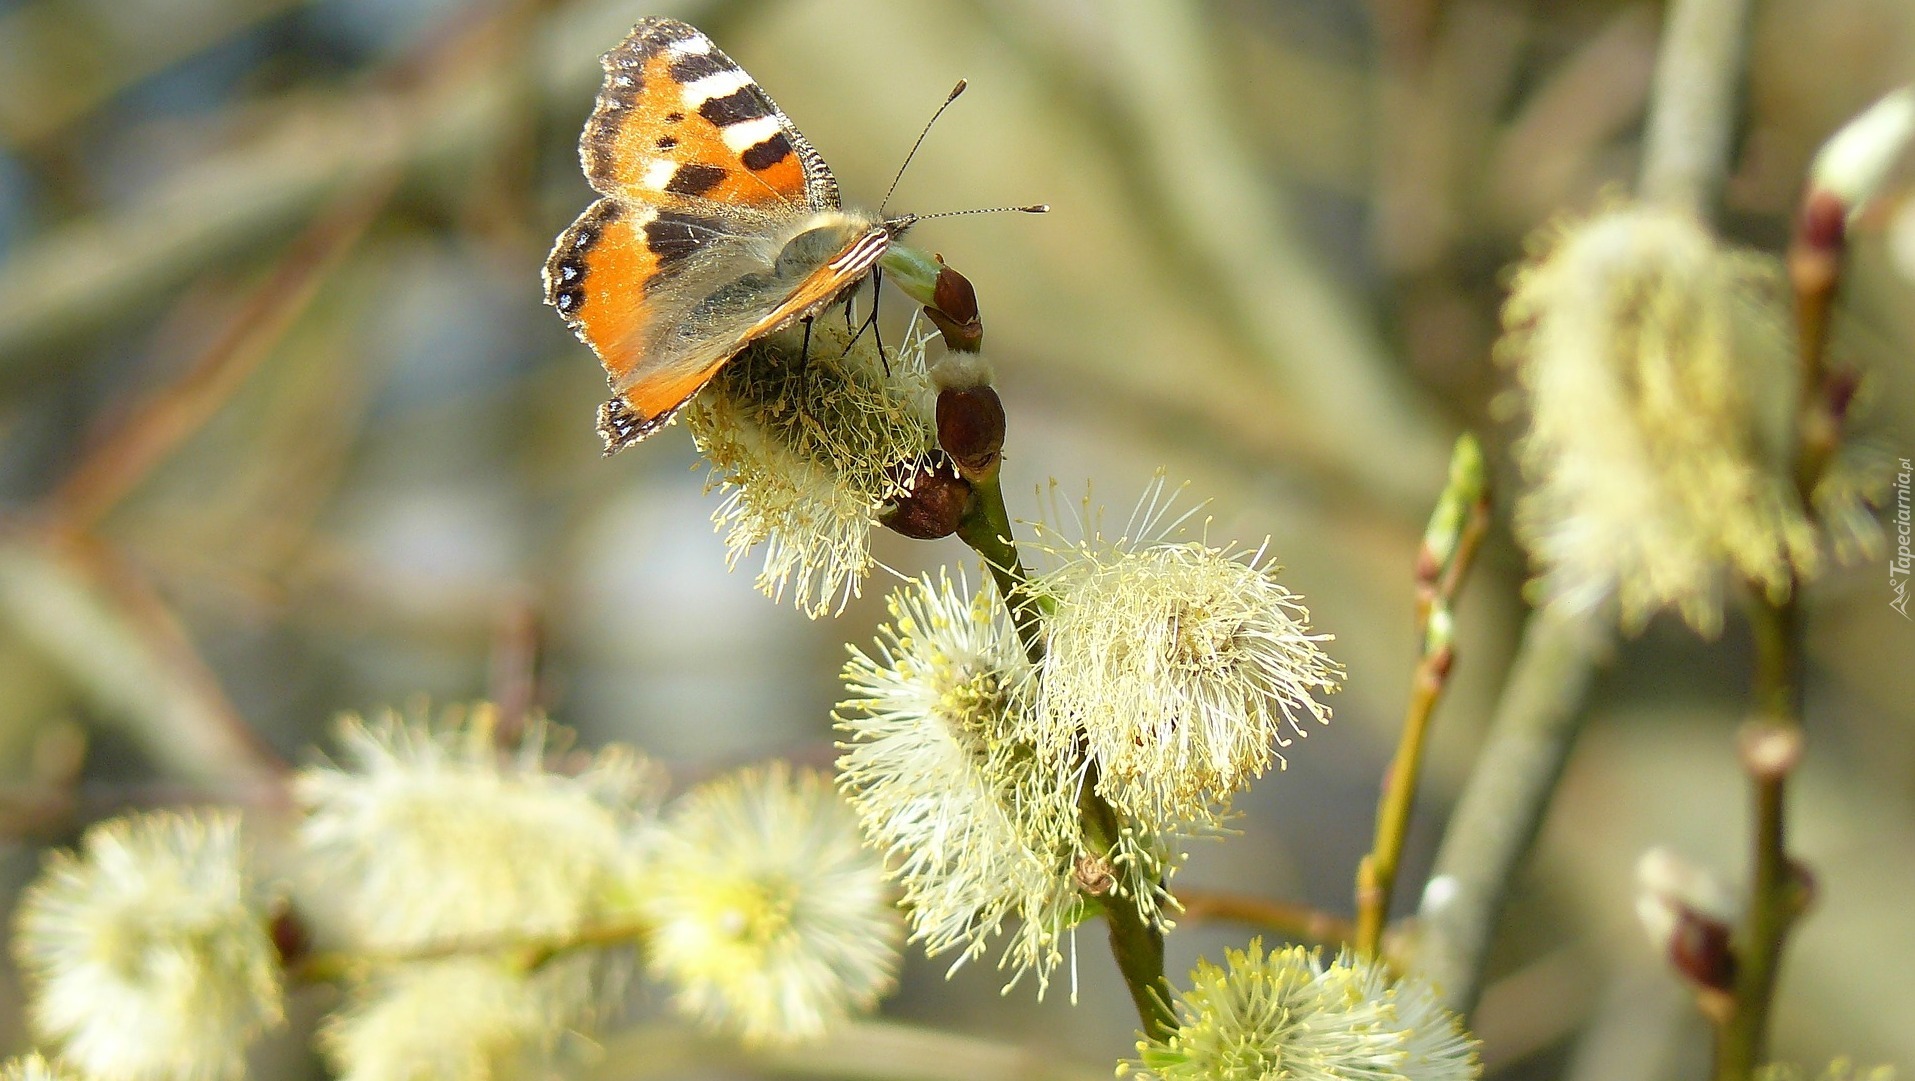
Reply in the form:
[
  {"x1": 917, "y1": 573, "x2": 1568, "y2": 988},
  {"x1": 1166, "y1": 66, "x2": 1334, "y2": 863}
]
[
  {"x1": 1077, "y1": 767, "x2": 1175, "y2": 1042},
  {"x1": 1356, "y1": 435, "x2": 1487, "y2": 959},
  {"x1": 1714, "y1": 757, "x2": 1795, "y2": 1081},
  {"x1": 955, "y1": 472, "x2": 1044, "y2": 666},
  {"x1": 953, "y1": 471, "x2": 1174, "y2": 1042},
  {"x1": 1355, "y1": 657, "x2": 1443, "y2": 957},
  {"x1": 1712, "y1": 492, "x2": 1812, "y2": 1077}
]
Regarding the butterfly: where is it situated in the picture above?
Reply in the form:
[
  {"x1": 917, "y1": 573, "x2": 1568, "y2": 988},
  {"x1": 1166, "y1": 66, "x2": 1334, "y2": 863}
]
[{"x1": 544, "y1": 17, "x2": 909, "y2": 454}]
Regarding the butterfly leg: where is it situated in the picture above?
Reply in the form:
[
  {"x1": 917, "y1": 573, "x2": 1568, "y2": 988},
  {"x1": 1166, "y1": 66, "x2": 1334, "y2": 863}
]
[
  {"x1": 870, "y1": 269, "x2": 890, "y2": 375},
  {"x1": 800, "y1": 316, "x2": 814, "y2": 367},
  {"x1": 840, "y1": 271, "x2": 889, "y2": 375}
]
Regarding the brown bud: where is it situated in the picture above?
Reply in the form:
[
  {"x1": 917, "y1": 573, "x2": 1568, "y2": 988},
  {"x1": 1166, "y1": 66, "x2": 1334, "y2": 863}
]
[
  {"x1": 1668, "y1": 907, "x2": 1737, "y2": 993},
  {"x1": 1796, "y1": 188, "x2": 1849, "y2": 257},
  {"x1": 933, "y1": 261, "x2": 980, "y2": 325},
  {"x1": 879, "y1": 458, "x2": 974, "y2": 540},
  {"x1": 925, "y1": 263, "x2": 984, "y2": 352},
  {"x1": 270, "y1": 903, "x2": 310, "y2": 966},
  {"x1": 937, "y1": 385, "x2": 1006, "y2": 479}
]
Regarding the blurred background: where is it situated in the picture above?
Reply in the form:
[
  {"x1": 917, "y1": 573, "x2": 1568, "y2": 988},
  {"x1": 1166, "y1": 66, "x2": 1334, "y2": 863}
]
[{"x1": 0, "y1": 0, "x2": 1911, "y2": 1077}]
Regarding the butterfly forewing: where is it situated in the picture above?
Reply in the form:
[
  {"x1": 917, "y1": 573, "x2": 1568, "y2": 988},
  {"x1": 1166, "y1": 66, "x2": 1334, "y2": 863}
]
[{"x1": 546, "y1": 17, "x2": 893, "y2": 453}]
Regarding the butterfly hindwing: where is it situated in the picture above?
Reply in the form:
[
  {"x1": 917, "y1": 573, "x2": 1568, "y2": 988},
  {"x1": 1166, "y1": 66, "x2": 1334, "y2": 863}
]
[
  {"x1": 546, "y1": 197, "x2": 731, "y2": 387},
  {"x1": 580, "y1": 17, "x2": 838, "y2": 212}
]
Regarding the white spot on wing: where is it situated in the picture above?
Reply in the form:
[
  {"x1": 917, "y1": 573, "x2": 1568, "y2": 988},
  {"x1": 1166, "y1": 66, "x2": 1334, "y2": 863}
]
[
  {"x1": 721, "y1": 115, "x2": 783, "y2": 151},
  {"x1": 667, "y1": 35, "x2": 713, "y2": 57},
  {"x1": 683, "y1": 68, "x2": 753, "y2": 105},
  {"x1": 642, "y1": 159, "x2": 676, "y2": 191}
]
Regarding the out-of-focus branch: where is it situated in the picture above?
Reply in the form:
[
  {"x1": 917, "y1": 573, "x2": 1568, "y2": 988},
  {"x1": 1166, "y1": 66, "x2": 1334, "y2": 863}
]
[
  {"x1": 1413, "y1": 0, "x2": 1753, "y2": 1018},
  {"x1": 596, "y1": 1018, "x2": 1113, "y2": 1081},
  {"x1": 1636, "y1": 0, "x2": 1755, "y2": 215},
  {"x1": 976, "y1": 0, "x2": 1452, "y2": 515},
  {"x1": 1412, "y1": 608, "x2": 1605, "y2": 1014},
  {"x1": 0, "y1": 0, "x2": 312, "y2": 149},
  {"x1": 48, "y1": 174, "x2": 393, "y2": 531},
  {"x1": 0, "y1": 527, "x2": 288, "y2": 791}
]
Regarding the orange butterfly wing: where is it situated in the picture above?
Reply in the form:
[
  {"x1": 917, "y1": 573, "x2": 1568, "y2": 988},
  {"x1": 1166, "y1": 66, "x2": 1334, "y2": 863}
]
[
  {"x1": 580, "y1": 19, "x2": 833, "y2": 211},
  {"x1": 544, "y1": 19, "x2": 889, "y2": 452}
]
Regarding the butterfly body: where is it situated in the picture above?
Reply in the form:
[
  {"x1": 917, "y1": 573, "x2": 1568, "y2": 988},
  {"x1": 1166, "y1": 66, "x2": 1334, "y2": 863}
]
[{"x1": 544, "y1": 17, "x2": 901, "y2": 452}]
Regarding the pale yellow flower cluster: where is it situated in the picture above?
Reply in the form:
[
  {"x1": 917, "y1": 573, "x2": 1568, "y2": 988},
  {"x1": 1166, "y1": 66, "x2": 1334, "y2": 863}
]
[
  {"x1": 837, "y1": 572, "x2": 1087, "y2": 994},
  {"x1": 1501, "y1": 203, "x2": 1816, "y2": 635},
  {"x1": 12, "y1": 813, "x2": 282, "y2": 1081},
  {"x1": 645, "y1": 762, "x2": 902, "y2": 1043},
  {"x1": 686, "y1": 319, "x2": 939, "y2": 618},
  {"x1": 837, "y1": 489, "x2": 1341, "y2": 998},
  {"x1": 10, "y1": 704, "x2": 903, "y2": 1081},
  {"x1": 1123, "y1": 941, "x2": 1478, "y2": 1081}
]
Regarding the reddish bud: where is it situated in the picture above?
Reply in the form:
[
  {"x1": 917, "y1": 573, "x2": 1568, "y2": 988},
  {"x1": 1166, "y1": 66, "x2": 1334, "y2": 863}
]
[
  {"x1": 1414, "y1": 546, "x2": 1443, "y2": 587},
  {"x1": 1824, "y1": 365, "x2": 1862, "y2": 424},
  {"x1": 1796, "y1": 188, "x2": 1849, "y2": 256},
  {"x1": 933, "y1": 262, "x2": 980, "y2": 325},
  {"x1": 880, "y1": 459, "x2": 974, "y2": 540},
  {"x1": 270, "y1": 904, "x2": 310, "y2": 966},
  {"x1": 926, "y1": 263, "x2": 984, "y2": 352},
  {"x1": 937, "y1": 385, "x2": 1006, "y2": 479},
  {"x1": 1668, "y1": 907, "x2": 1737, "y2": 992}
]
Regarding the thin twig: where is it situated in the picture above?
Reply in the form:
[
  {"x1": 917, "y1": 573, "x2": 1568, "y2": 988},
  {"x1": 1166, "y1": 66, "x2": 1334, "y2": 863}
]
[
  {"x1": 1711, "y1": 149, "x2": 1853, "y2": 1081},
  {"x1": 1355, "y1": 435, "x2": 1488, "y2": 957},
  {"x1": 1174, "y1": 889, "x2": 1353, "y2": 948},
  {"x1": 294, "y1": 918, "x2": 650, "y2": 984}
]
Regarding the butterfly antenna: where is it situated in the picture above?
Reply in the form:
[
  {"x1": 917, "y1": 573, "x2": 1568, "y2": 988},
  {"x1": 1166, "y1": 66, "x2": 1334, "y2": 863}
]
[
  {"x1": 880, "y1": 79, "x2": 968, "y2": 217},
  {"x1": 905, "y1": 204, "x2": 1050, "y2": 224}
]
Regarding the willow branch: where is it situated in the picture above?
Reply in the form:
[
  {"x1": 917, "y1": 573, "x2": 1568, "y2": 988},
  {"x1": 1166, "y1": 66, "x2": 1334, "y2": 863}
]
[
  {"x1": 1413, "y1": 0, "x2": 1752, "y2": 1018},
  {"x1": 1636, "y1": 0, "x2": 1755, "y2": 215},
  {"x1": 1412, "y1": 607, "x2": 1604, "y2": 1014}
]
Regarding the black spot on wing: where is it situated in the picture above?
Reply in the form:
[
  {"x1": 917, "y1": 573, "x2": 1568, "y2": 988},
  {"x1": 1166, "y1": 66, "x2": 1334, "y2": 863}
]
[
  {"x1": 599, "y1": 396, "x2": 682, "y2": 453},
  {"x1": 665, "y1": 162, "x2": 727, "y2": 196},
  {"x1": 667, "y1": 51, "x2": 731, "y2": 83},
  {"x1": 698, "y1": 87, "x2": 771, "y2": 127},
  {"x1": 642, "y1": 210, "x2": 716, "y2": 276},
  {"x1": 545, "y1": 200, "x2": 624, "y2": 320},
  {"x1": 655, "y1": 134, "x2": 677, "y2": 150},
  {"x1": 740, "y1": 132, "x2": 793, "y2": 171}
]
